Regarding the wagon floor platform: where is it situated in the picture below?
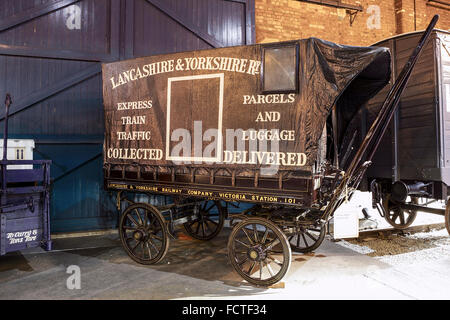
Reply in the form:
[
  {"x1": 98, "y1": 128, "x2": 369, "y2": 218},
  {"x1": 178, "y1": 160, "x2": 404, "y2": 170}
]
[{"x1": 1, "y1": 226, "x2": 450, "y2": 300}]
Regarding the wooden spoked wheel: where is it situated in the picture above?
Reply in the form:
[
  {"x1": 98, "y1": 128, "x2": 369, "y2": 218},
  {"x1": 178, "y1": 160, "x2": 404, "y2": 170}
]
[
  {"x1": 227, "y1": 217, "x2": 291, "y2": 287},
  {"x1": 383, "y1": 195, "x2": 418, "y2": 230},
  {"x1": 288, "y1": 222, "x2": 326, "y2": 253},
  {"x1": 182, "y1": 200, "x2": 226, "y2": 240},
  {"x1": 119, "y1": 203, "x2": 169, "y2": 265}
]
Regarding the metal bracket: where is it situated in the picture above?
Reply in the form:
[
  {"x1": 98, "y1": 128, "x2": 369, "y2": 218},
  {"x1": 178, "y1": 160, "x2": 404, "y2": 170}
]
[
  {"x1": 347, "y1": 9, "x2": 359, "y2": 26},
  {"x1": 116, "y1": 190, "x2": 123, "y2": 211}
]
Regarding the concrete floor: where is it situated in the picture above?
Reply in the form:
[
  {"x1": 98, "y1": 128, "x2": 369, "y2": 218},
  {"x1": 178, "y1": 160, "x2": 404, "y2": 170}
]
[{"x1": 1, "y1": 228, "x2": 450, "y2": 300}]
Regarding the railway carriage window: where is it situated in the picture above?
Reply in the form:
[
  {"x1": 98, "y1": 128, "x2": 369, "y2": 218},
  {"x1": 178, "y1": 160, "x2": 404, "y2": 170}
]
[{"x1": 262, "y1": 44, "x2": 298, "y2": 93}]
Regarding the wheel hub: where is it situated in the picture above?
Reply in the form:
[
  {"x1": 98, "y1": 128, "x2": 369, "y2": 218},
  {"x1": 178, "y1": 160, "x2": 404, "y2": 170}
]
[
  {"x1": 248, "y1": 245, "x2": 266, "y2": 261},
  {"x1": 133, "y1": 230, "x2": 146, "y2": 241}
]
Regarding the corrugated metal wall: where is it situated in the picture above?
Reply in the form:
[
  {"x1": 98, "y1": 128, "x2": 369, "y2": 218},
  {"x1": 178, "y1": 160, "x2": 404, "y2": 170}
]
[{"x1": 0, "y1": 0, "x2": 255, "y2": 232}]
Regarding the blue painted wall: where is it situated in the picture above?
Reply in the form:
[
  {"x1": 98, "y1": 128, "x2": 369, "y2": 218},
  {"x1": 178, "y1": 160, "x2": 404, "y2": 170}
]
[{"x1": 0, "y1": 0, "x2": 255, "y2": 232}]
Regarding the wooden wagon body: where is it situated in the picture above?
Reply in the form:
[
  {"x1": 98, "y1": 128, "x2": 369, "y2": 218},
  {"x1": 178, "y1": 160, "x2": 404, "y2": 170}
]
[
  {"x1": 101, "y1": 16, "x2": 442, "y2": 286},
  {"x1": 102, "y1": 38, "x2": 390, "y2": 208}
]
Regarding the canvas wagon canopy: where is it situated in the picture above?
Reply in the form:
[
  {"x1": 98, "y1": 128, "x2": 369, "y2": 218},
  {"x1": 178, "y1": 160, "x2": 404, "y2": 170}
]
[{"x1": 102, "y1": 37, "x2": 391, "y2": 176}]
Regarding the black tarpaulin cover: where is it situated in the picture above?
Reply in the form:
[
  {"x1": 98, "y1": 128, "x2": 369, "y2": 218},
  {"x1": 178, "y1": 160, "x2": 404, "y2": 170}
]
[{"x1": 102, "y1": 38, "x2": 391, "y2": 175}]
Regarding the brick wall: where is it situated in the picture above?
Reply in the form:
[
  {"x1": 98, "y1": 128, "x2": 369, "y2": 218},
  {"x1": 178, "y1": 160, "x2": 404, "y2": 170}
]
[{"x1": 255, "y1": 0, "x2": 450, "y2": 46}]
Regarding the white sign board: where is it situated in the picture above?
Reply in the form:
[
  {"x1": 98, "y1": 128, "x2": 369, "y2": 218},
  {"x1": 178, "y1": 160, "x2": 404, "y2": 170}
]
[
  {"x1": 333, "y1": 201, "x2": 359, "y2": 239},
  {"x1": 0, "y1": 139, "x2": 35, "y2": 169}
]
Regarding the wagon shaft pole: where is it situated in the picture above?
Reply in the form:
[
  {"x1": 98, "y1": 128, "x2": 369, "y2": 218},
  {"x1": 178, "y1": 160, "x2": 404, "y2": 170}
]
[{"x1": 323, "y1": 15, "x2": 439, "y2": 220}]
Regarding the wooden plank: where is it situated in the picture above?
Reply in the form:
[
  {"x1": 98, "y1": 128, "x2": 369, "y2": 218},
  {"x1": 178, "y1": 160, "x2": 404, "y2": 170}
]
[
  {"x1": 0, "y1": 0, "x2": 80, "y2": 32},
  {"x1": 145, "y1": 0, "x2": 224, "y2": 48},
  {"x1": 110, "y1": 0, "x2": 121, "y2": 61},
  {"x1": 6, "y1": 169, "x2": 44, "y2": 184},
  {"x1": 53, "y1": 152, "x2": 102, "y2": 182},
  {"x1": 124, "y1": 0, "x2": 135, "y2": 59},
  {"x1": 0, "y1": 43, "x2": 113, "y2": 62},
  {"x1": 0, "y1": 64, "x2": 101, "y2": 121},
  {"x1": 246, "y1": 0, "x2": 255, "y2": 44}
]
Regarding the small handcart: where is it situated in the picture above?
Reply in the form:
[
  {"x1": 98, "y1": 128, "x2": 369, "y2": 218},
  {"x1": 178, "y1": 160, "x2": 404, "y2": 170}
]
[{"x1": 0, "y1": 94, "x2": 52, "y2": 256}]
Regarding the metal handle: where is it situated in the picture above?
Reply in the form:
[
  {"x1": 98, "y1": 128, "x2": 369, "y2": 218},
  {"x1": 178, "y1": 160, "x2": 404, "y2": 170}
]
[{"x1": 4, "y1": 93, "x2": 11, "y2": 108}]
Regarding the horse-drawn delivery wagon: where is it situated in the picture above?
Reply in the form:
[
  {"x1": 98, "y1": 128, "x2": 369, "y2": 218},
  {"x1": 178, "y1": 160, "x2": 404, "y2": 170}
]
[{"x1": 102, "y1": 16, "x2": 441, "y2": 286}]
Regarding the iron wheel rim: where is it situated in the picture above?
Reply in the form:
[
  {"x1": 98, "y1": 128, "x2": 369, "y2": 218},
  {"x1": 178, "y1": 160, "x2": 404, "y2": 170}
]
[
  {"x1": 288, "y1": 223, "x2": 326, "y2": 253},
  {"x1": 183, "y1": 200, "x2": 225, "y2": 240},
  {"x1": 119, "y1": 203, "x2": 169, "y2": 265},
  {"x1": 228, "y1": 218, "x2": 291, "y2": 286},
  {"x1": 384, "y1": 196, "x2": 417, "y2": 229}
]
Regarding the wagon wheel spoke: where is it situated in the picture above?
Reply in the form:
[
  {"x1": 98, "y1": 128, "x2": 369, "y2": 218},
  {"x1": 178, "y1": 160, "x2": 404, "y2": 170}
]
[
  {"x1": 267, "y1": 255, "x2": 283, "y2": 267},
  {"x1": 247, "y1": 261, "x2": 257, "y2": 275},
  {"x1": 266, "y1": 261, "x2": 275, "y2": 277},
  {"x1": 127, "y1": 214, "x2": 139, "y2": 227},
  {"x1": 296, "y1": 234, "x2": 300, "y2": 248},
  {"x1": 242, "y1": 227, "x2": 255, "y2": 246},
  {"x1": 131, "y1": 241, "x2": 140, "y2": 253},
  {"x1": 147, "y1": 238, "x2": 159, "y2": 252},
  {"x1": 134, "y1": 208, "x2": 144, "y2": 225},
  {"x1": 125, "y1": 237, "x2": 134, "y2": 244},
  {"x1": 399, "y1": 211, "x2": 406, "y2": 225},
  {"x1": 201, "y1": 222, "x2": 206, "y2": 237},
  {"x1": 204, "y1": 220, "x2": 214, "y2": 234},
  {"x1": 302, "y1": 233, "x2": 308, "y2": 247},
  {"x1": 261, "y1": 228, "x2": 269, "y2": 244},
  {"x1": 188, "y1": 218, "x2": 200, "y2": 227},
  {"x1": 259, "y1": 261, "x2": 263, "y2": 280},
  {"x1": 152, "y1": 234, "x2": 163, "y2": 242},
  {"x1": 253, "y1": 224, "x2": 259, "y2": 243},
  {"x1": 147, "y1": 215, "x2": 157, "y2": 230},
  {"x1": 391, "y1": 211, "x2": 399, "y2": 222},
  {"x1": 235, "y1": 238, "x2": 251, "y2": 248},
  {"x1": 146, "y1": 242, "x2": 153, "y2": 260},
  {"x1": 205, "y1": 217, "x2": 219, "y2": 226},
  {"x1": 123, "y1": 225, "x2": 138, "y2": 231},
  {"x1": 265, "y1": 238, "x2": 280, "y2": 251},
  {"x1": 207, "y1": 213, "x2": 219, "y2": 217},
  {"x1": 195, "y1": 221, "x2": 201, "y2": 235},
  {"x1": 237, "y1": 256, "x2": 249, "y2": 267},
  {"x1": 143, "y1": 210, "x2": 149, "y2": 228},
  {"x1": 204, "y1": 203, "x2": 215, "y2": 213},
  {"x1": 305, "y1": 231, "x2": 318, "y2": 242}
]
